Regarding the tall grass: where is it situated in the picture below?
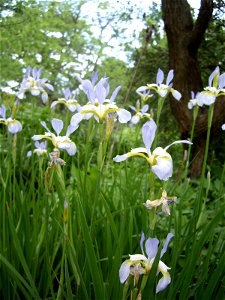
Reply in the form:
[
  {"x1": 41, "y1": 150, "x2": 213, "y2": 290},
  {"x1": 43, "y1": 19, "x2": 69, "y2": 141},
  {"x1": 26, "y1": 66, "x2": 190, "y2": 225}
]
[{"x1": 0, "y1": 69, "x2": 225, "y2": 300}]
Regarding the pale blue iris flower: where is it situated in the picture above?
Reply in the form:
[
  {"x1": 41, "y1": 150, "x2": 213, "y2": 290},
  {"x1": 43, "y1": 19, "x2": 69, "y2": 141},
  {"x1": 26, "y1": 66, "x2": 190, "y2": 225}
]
[
  {"x1": 113, "y1": 119, "x2": 192, "y2": 181},
  {"x1": 27, "y1": 141, "x2": 48, "y2": 157},
  {"x1": 193, "y1": 66, "x2": 225, "y2": 106},
  {"x1": 119, "y1": 232, "x2": 174, "y2": 293},
  {"x1": 137, "y1": 69, "x2": 181, "y2": 101},
  {"x1": 18, "y1": 66, "x2": 54, "y2": 103},
  {"x1": 130, "y1": 100, "x2": 152, "y2": 124},
  {"x1": 32, "y1": 118, "x2": 77, "y2": 155},
  {"x1": 0, "y1": 104, "x2": 22, "y2": 133},
  {"x1": 187, "y1": 91, "x2": 201, "y2": 109},
  {"x1": 51, "y1": 88, "x2": 80, "y2": 112},
  {"x1": 70, "y1": 73, "x2": 131, "y2": 125}
]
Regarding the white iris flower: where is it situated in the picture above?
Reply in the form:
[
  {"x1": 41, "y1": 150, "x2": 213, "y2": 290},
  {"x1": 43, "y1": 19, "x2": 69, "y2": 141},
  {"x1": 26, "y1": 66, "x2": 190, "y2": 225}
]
[
  {"x1": 136, "y1": 69, "x2": 182, "y2": 101},
  {"x1": 71, "y1": 74, "x2": 131, "y2": 125},
  {"x1": 32, "y1": 118, "x2": 77, "y2": 156},
  {"x1": 0, "y1": 104, "x2": 22, "y2": 134},
  {"x1": 113, "y1": 119, "x2": 192, "y2": 181},
  {"x1": 119, "y1": 232, "x2": 174, "y2": 293},
  {"x1": 190, "y1": 67, "x2": 225, "y2": 107}
]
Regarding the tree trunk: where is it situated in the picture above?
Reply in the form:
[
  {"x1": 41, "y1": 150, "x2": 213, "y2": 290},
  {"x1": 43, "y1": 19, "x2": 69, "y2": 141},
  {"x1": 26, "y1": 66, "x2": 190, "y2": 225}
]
[{"x1": 161, "y1": 0, "x2": 225, "y2": 177}]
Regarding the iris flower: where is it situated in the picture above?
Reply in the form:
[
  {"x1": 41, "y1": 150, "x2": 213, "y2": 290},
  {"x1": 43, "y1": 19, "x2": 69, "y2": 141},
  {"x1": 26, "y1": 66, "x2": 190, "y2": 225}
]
[
  {"x1": 27, "y1": 141, "x2": 48, "y2": 157},
  {"x1": 70, "y1": 74, "x2": 131, "y2": 125},
  {"x1": 136, "y1": 69, "x2": 181, "y2": 101},
  {"x1": 144, "y1": 189, "x2": 177, "y2": 216},
  {"x1": 129, "y1": 100, "x2": 152, "y2": 124},
  {"x1": 18, "y1": 66, "x2": 54, "y2": 103},
  {"x1": 113, "y1": 119, "x2": 192, "y2": 181},
  {"x1": 187, "y1": 91, "x2": 201, "y2": 109},
  {"x1": 119, "y1": 232, "x2": 174, "y2": 293},
  {"x1": 32, "y1": 118, "x2": 77, "y2": 156},
  {"x1": 51, "y1": 88, "x2": 79, "y2": 112},
  {"x1": 0, "y1": 104, "x2": 22, "y2": 133},
  {"x1": 194, "y1": 66, "x2": 225, "y2": 106}
]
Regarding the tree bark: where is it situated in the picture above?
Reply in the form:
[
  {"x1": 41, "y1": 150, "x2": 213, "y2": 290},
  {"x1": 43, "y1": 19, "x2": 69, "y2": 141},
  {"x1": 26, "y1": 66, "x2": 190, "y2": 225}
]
[{"x1": 161, "y1": 0, "x2": 225, "y2": 177}]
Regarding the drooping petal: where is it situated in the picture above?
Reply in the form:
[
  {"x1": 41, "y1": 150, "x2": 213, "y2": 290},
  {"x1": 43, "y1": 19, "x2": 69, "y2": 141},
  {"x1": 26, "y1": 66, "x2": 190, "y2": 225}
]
[
  {"x1": 52, "y1": 118, "x2": 64, "y2": 135},
  {"x1": 119, "y1": 261, "x2": 131, "y2": 284},
  {"x1": 51, "y1": 101, "x2": 58, "y2": 108},
  {"x1": 41, "y1": 92, "x2": 48, "y2": 104},
  {"x1": 151, "y1": 148, "x2": 173, "y2": 180},
  {"x1": 7, "y1": 120, "x2": 22, "y2": 133},
  {"x1": 45, "y1": 83, "x2": 54, "y2": 91},
  {"x1": 117, "y1": 109, "x2": 131, "y2": 123},
  {"x1": 160, "y1": 233, "x2": 174, "y2": 258},
  {"x1": 164, "y1": 140, "x2": 192, "y2": 151},
  {"x1": 156, "y1": 272, "x2": 171, "y2": 293},
  {"x1": 156, "y1": 68, "x2": 164, "y2": 84},
  {"x1": 158, "y1": 87, "x2": 168, "y2": 97},
  {"x1": 66, "y1": 142, "x2": 76, "y2": 156},
  {"x1": 145, "y1": 237, "x2": 159, "y2": 260},
  {"x1": 113, "y1": 154, "x2": 129, "y2": 162},
  {"x1": 131, "y1": 115, "x2": 140, "y2": 124},
  {"x1": 130, "y1": 147, "x2": 148, "y2": 154},
  {"x1": 136, "y1": 86, "x2": 148, "y2": 95},
  {"x1": 171, "y1": 89, "x2": 182, "y2": 101},
  {"x1": 27, "y1": 150, "x2": 32, "y2": 157},
  {"x1": 32, "y1": 134, "x2": 45, "y2": 141},
  {"x1": 188, "y1": 100, "x2": 196, "y2": 109},
  {"x1": 129, "y1": 254, "x2": 148, "y2": 261},
  {"x1": 67, "y1": 102, "x2": 78, "y2": 112},
  {"x1": 31, "y1": 88, "x2": 41, "y2": 96},
  {"x1": 198, "y1": 91, "x2": 216, "y2": 106},
  {"x1": 152, "y1": 156, "x2": 173, "y2": 181},
  {"x1": 142, "y1": 119, "x2": 156, "y2": 152}
]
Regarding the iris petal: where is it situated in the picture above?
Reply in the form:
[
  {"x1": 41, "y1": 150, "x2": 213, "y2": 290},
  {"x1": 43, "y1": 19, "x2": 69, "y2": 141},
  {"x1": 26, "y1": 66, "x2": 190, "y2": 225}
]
[
  {"x1": 142, "y1": 119, "x2": 156, "y2": 152},
  {"x1": 145, "y1": 238, "x2": 159, "y2": 259}
]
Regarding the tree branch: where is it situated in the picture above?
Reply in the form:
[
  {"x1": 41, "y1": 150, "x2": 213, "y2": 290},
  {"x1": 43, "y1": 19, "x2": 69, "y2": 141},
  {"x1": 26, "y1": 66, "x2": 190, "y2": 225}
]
[{"x1": 189, "y1": 0, "x2": 213, "y2": 51}]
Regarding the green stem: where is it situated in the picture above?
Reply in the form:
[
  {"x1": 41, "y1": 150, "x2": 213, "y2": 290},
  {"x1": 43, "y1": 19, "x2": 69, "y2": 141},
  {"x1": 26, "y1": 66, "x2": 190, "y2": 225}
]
[
  {"x1": 201, "y1": 104, "x2": 214, "y2": 179},
  {"x1": 195, "y1": 104, "x2": 214, "y2": 227},
  {"x1": 153, "y1": 97, "x2": 165, "y2": 148},
  {"x1": 185, "y1": 105, "x2": 199, "y2": 177}
]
